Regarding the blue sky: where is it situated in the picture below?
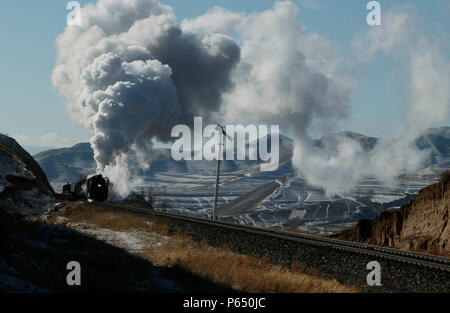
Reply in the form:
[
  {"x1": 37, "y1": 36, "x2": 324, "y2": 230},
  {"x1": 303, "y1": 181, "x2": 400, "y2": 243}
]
[{"x1": 0, "y1": 0, "x2": 449, "y2": 148}]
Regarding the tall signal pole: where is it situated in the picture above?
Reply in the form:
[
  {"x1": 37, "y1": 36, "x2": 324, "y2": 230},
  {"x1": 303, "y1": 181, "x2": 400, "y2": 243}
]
[{"x1": 212, "y1": 124, "x2": 232, "y2": 221}]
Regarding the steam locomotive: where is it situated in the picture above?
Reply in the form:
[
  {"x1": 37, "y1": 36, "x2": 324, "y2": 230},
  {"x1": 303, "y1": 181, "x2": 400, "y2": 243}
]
[{"x1": 63, "y1": 174, "x2": 110, "y2": 202}]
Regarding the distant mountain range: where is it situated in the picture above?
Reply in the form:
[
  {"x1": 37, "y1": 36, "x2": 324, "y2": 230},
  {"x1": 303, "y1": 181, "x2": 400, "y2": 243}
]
[
  {"x1": 318, "y1": 127, "x2": 450, "y2": 154},
  {"x1": 23, "y1": 146, "x2": 57, "y2": 156},
  {"x1": 314, "y1": 127, "x2": 450, "y2": 171},
  {"x1": 415, "y1": 127, "x2": 450, "y2": 169},
  {"x1": 34, "y1": 143, "x2": 96, "y2": 183},
  {"x1": 314, "y1": 131, "x2": 379, "y2": 152},
  {"x1": 34, "y1": 133, "x2": 294, "y2": 183},
  {"x1": 34, "y1": 127, "x2": 450, "y2": 185}
]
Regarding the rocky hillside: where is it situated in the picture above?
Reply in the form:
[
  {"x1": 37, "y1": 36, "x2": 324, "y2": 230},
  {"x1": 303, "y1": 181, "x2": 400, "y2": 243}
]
[
  {"x1": 0, "y1": 134, "x2": 53, "y2": 192},
  {"x1": 337, "y1": 171, "x2": 450, "y2": 256},
  {"x1": 0, "y1": 134, "x2": 54, "y2": 212}
]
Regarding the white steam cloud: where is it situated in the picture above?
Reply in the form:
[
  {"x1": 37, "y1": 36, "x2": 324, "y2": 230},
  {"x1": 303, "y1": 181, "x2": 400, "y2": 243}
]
[
  {"x1": 53, "y1": 0, "x2": 240, "y2": 196},
  {"x1": 349, "y1": 5, "x2": 450, "y2": 190},
  {"x1": 53, "y1": 1, "x2": 450, "y2": 197},
  {"x1": 293, "y1": 5, "x2": 450, "y2": 195}
]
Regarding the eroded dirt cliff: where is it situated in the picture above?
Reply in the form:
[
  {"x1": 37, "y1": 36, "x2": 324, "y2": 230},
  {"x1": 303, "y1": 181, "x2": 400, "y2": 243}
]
[{"x1": 338, "y1": 171, "x2": 450, "y2": 257}]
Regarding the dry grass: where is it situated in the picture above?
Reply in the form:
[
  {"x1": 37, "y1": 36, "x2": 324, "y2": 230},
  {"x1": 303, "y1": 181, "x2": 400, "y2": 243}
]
[
  {"x1": 142, "y1": 236, "x2": 358, "y2": 293},
  {"x1": 54, "y1": 202, "x2": 169, "y2": 234},
  {"x1": 53, "y1": 202, "x2": 360, "y2": 293}
]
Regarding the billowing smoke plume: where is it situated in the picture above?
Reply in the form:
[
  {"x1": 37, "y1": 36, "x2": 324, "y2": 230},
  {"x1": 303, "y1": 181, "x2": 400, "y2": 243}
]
[
  {"x1": 53, "y1": 0, "x2": 240, "y2": 195},
  {"x1": 53, "y1": 1, "x2": 450, "y2": 197}
]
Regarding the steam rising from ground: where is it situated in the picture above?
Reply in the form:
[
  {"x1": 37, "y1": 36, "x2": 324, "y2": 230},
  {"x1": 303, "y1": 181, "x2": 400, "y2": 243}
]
[
  {"x1": 292, "y1": 5, "x2": 450, "y2": 195},
  {"x1": 347, "y1": 5, "x2": 450, "y2": 193},
  {"x1": 53, "y1": 1, "x2": 450, "y2": 197}
]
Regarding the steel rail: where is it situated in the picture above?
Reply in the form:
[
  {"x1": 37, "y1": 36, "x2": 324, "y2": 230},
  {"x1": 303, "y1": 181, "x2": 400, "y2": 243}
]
[{"x1": 93, "y1": 201, "x2": 450, "y2": 272}]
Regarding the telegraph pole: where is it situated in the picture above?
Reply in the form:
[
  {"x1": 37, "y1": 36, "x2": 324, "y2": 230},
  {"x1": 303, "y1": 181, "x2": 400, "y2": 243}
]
[{"x1": 212, "y1": 133, "x2": 222, "y2": 221}]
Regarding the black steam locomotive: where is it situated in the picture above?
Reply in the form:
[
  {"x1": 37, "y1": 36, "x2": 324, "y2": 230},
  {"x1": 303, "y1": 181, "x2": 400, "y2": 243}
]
[{"x1": 63, "y1": 174, "x2": 109, "y2": 202}]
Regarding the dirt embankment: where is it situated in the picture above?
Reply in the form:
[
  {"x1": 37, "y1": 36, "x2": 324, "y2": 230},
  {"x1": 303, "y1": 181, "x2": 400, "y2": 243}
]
[{"x1": 338, "y1": 171, "x2": 450, "y2": 257}]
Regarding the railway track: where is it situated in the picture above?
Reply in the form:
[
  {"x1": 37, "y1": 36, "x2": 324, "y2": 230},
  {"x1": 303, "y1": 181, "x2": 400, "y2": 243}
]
[{"x1": 94, "y1": 201, "x2": 450, "y2": 273}]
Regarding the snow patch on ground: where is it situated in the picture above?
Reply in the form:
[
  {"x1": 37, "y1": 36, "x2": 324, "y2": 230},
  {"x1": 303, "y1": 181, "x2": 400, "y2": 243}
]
[
  {"x1": 49, "y1": 215, "x2": 71, "y2": 224},
  {"x1": 289, "y1": 209, "x2": 307, "y2": 220},
  {"x1": 371, "y1": 195, "x2": 404, "y2": 204},
  {"x1": 65, "y1": 222, "x2": 170, "y2": 254}
]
